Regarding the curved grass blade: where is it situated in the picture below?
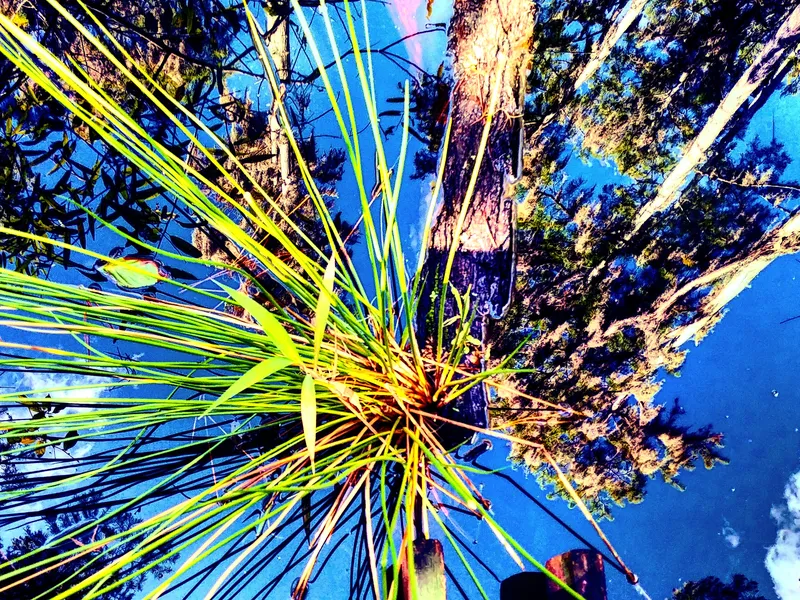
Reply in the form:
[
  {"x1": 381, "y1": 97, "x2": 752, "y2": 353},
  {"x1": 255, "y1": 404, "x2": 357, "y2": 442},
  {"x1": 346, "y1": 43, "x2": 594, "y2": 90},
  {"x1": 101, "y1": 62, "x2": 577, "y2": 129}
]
[
  {"x1": 220, "y1": 283, "x2": 303, "y2": 366},
  {"x1": 202, "y1": 357, "x2": 294, "y2": 417}
]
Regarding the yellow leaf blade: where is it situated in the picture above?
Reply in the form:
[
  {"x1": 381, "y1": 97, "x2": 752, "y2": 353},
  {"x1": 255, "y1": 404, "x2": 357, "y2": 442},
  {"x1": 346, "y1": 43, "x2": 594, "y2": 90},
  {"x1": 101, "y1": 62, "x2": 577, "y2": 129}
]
[
  {"x1": 203, "y1": 357, "x2": 293, "y2": 416},
  {"x1": 220, "y1": 283, "x2": 302, "y2": 365},
  {"x1": 313, "y1": 255, "x2": 336, "y2": 369},
  {"x1": 328, "y1": 381, "x2": 362, "y2": 412},
  {"x1": 301, "y1": 374, "x2": 317, "y2": 470}
]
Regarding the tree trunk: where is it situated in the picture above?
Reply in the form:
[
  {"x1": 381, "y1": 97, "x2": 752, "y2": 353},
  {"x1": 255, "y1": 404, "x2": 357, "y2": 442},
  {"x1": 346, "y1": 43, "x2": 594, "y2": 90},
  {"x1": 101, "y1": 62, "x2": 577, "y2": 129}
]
[
  {"x1": 664, "y1": 209, "x2": 800, "y2": 347},
  {"x1": 632, "y1": 4, "x2": 800, "y2": 234},
  {"x1": 582, "y1": 209, "x2": 800, "y2": 385},
  {"x1": 573, "y1": 0, "x2": 647, "y2": 91},
  {"x1": 267, "y1": 9, "x2": 296, "y2": 201},
  {"x1": 545, "y1": 550, "x2": 609, "y2": 600},
  {"x1": 419, "y1": 0, "x2": 535, "y2": 322},
  {"x1": 703, "y1": 56, "x2": 794, "y2": 171},
  {"x1": 417, "y1": 0, "x2": 535, "y2": 444}
]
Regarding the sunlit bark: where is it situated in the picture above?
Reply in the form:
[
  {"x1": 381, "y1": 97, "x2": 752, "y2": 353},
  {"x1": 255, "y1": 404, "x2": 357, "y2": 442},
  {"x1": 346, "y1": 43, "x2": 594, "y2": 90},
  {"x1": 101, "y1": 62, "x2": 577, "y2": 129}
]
[
  {"x1": 633, "y1": 5, "x2": 800, "y2": 234},
  {"x1": 267, "y1": 12, "x2": 296, "y2": 200},
  {"x1": 573, "y1": 0, "x2": 647, "y2": 91},
  {"x1": 421, "y1": 0, "x2": 536, "y2": 322},
  {"x1": 417, "y1": 0, "x2": 535, "y2": 443}
]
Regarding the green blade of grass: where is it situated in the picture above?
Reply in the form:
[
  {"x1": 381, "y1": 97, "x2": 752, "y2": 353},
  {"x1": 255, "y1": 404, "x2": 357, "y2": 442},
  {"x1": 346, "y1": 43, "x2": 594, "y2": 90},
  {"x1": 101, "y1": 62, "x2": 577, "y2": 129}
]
[
  {"x1": 220, "y1": 283, "x2": 303, "y2": 366},
  {"x1": 313, "y1": 255, "x2": 337, "y2": 370},
  {"x1": 301, "y1": 373, "x2": 318, "y2": 471},
  {"x1": 202, "y1": 357, "x2": 294, "y2": 417}
]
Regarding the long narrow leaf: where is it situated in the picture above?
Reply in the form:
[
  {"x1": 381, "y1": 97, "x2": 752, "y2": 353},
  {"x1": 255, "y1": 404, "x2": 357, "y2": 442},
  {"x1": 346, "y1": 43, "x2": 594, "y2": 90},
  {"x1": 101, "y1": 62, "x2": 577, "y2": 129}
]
[
  {"x1": 313, "y1": 256, "x2": 337, "y2": 370},
  {"x1": 202, "y1": 357, "x2": 294, "y2": 416},
  {"x1": 301, "y1": 374, "x2": 318, "y2": 470},
  {"x1": 220, "y1": 283, "x2": 303, "y2": 365}
]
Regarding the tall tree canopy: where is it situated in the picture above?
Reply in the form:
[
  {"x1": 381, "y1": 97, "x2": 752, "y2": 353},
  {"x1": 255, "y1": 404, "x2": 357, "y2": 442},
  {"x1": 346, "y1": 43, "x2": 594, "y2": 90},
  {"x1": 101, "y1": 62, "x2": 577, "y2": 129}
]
[
  {"x1": 476, "y1": 0, "x2": 800, "y2": 517},
  {"x1": 0, "y1": 0, "x2": 351, "y2": 282},
  {"x1": 0, "y1": 494, "x2": 176, "y2": 600}
]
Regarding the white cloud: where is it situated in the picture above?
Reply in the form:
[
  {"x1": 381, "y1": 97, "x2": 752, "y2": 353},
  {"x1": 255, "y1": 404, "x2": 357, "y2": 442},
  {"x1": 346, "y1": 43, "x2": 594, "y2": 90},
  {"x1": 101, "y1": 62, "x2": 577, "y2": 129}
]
[
  {"x1": 722, "y1": 520, "x2": 741, "y2": 549},
  {"x1": 3, "y1": 372, "x2": 110, "y2": 472},
  {"x1": 1, "y1": 373, "x2": 112, "y2": 544},
  {"x1": 766, "y1": 470, "x2": 800, "y2": 600},
  {"x1": 18, "y1": 371, "x2": 110, "y2": 401}
]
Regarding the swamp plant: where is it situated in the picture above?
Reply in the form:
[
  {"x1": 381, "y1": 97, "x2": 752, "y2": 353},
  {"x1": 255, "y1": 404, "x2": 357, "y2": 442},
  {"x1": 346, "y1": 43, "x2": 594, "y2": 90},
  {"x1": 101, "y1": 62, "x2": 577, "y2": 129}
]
[{"x1": 0, "y1": 1, "x2": 627, "y2": 598}]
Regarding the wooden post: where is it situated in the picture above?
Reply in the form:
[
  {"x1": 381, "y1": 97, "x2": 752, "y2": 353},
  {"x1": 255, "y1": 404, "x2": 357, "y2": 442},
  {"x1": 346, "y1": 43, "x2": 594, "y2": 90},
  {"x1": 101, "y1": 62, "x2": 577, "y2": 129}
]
[
  {"x1": 500, "y1": 550, "x2": 608, "y2": 600},
  {"x1": 390, "y1": 539, "x2": 447, "y2": 600},
  {"x1": 500, "y1": 572, "x2": 549, "y2": 600},
  {"x1": 544, "y1": 550, "x2": 607, "y2": 600}
]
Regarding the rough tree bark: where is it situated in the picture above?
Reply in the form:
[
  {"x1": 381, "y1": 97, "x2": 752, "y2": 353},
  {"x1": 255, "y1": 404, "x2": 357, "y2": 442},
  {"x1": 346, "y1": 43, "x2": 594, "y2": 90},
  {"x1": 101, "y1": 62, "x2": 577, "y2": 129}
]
[
  {"x1": 417, "y1": 0, "x2": 535, "y2": 443},
  {"x1": 267, "y1": 8, "x2": 296, "y2": 201},
  {"x1": 632, "y1": 4, "x2": 800, "y2": 234},
  {"x1": 572, "y1": 0, "x2": 647, "y2": 91}
]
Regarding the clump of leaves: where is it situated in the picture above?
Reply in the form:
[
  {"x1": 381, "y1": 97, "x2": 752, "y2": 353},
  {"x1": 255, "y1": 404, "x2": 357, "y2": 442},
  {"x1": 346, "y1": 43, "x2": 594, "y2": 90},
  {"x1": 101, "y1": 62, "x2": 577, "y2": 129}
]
[{"x1": 0, "y1": 1, "x2": 605, "y2": 599}]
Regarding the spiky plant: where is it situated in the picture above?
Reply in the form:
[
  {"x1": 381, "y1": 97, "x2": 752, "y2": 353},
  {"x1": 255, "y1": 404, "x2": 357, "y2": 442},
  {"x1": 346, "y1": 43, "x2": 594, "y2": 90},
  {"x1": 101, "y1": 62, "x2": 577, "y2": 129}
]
[{"x1": 0, "y1": 1, "x2": 611, "y2": 598}]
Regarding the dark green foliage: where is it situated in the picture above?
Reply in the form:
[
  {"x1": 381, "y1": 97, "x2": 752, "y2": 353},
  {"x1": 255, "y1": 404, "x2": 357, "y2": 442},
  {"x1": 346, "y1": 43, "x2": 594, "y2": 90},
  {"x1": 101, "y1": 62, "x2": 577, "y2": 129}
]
[
  {"x1": 0, "y1": 0, "x2": 356, "y2": 299},
  {"x1": 0, "y1": 0, "x2": 240, "y2": 275},
  {"x1": 490, "y1": 134, "x2": 796, "y2": 517},
  {"x1": 576, "y1": 0, "x2": 797, "y2": 177},
  {"x1": 673, "y1": 575, "x2": 768, "y2": 600}
]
